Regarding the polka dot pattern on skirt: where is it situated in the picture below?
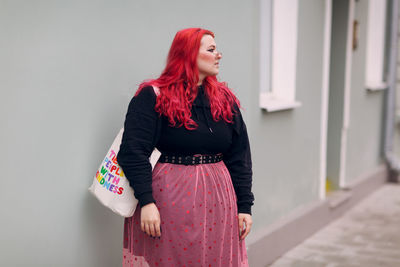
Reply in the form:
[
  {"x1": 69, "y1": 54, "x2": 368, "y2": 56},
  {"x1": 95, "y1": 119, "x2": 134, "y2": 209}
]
[{"x1": 122, "y1": 161, "x2": 249, "y2": 267}]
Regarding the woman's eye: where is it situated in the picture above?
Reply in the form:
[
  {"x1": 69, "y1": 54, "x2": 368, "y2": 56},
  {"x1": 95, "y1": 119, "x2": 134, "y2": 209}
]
[{"x1": 207, "y1": 49, "x2": 215, "y2": 53}]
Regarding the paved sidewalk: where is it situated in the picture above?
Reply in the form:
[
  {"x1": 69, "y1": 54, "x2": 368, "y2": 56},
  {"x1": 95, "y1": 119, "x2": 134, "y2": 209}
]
[{"x1": 267, "y1": 183, "x2": 400, "y2": 267}]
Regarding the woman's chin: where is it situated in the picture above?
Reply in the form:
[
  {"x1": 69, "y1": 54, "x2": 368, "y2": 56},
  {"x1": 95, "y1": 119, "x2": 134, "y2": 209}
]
[
  {"x1": 203, "y1": 70, "x2": 219, "y2": 78},
  {"x1": 211, "y1": 70, "x2": 219, "y2": 76}
]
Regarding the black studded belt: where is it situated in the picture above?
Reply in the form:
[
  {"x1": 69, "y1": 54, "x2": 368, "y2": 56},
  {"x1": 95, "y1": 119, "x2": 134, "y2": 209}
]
[{"x1": 158, "y1": 153, "x2": 224, "y2": 165}]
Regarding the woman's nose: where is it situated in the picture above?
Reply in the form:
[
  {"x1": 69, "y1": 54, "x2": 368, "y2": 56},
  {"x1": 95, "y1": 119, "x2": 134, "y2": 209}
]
[{"x1": 216, "y1": 52, "x2": 222, "y2": 59}]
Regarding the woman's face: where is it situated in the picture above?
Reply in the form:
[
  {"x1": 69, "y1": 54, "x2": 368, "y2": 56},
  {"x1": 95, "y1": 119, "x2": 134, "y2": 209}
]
[{"x1": 197, "y1": 34, "x2": 222, "y2": 81}]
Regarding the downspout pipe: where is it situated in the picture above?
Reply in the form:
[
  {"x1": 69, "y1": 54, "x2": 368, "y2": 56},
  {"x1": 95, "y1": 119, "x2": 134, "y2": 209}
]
[{"x1": 384, "y1": 0, "x2": 400, "y2": 181}]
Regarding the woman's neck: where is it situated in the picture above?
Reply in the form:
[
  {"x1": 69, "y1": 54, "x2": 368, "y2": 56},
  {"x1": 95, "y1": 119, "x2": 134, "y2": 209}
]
[{"x1": 197, "y1": 75, "x2": 205, "y2": 86}]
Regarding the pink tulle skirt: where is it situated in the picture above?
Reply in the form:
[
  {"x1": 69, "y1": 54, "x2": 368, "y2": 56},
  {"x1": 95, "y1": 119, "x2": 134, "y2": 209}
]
[{"x1": 122, "y1": 160, "x2": 249, "y2": 267}]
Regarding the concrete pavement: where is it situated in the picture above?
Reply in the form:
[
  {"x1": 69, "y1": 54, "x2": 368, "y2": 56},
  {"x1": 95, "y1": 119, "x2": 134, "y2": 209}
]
[{"x1": 267, "y1": 183, "x2": 400, "y2": 267}]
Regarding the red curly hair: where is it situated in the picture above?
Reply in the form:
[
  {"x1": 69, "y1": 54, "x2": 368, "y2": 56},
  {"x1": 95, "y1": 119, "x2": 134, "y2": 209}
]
[{"x1": 135, "y1": 27, "x2": 241, "y2": 130}]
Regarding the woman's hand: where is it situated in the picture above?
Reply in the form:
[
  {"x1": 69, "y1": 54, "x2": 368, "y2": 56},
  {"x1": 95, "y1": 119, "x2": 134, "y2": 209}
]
[
  {"x1": 238, "y1": 213, "x2": 252, "y2": 240},
  {"x1": 140, "y1": 203, "x2": 162, "y2": 238}
]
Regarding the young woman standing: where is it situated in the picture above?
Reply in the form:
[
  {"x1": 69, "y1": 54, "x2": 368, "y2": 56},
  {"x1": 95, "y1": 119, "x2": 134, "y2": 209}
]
[{"x1": 117, "y1": 27, "x2": 255, "y2": 267}]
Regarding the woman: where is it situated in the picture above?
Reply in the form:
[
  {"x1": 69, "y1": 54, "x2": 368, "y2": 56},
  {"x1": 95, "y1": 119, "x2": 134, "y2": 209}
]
[{"x1": 117, "y1": 28, "x2": 255, "y2": 267}]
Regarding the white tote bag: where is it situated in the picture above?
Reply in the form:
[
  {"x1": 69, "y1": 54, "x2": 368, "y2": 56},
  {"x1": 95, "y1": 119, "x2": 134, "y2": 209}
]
[{"x1": 88, "y1": 86, "x2": 161, "y2": 217}]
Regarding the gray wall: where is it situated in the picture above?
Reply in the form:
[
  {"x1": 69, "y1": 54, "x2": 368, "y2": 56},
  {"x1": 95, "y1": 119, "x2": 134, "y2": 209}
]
[
  {"x1": 1, "y1": 0, "x2": 387, "y2": 266},
  {"x1": 392, "y1": 0, "x2": 400, "y2": 158},
  {"x1": 248, "y1": 0, "x2": 326, "y2": 227},
  {"x1": 0, "y1": 0, "x2": 257, "y2": 266},
  {"x1": 345, "y1": 0, "x2": 386, "y2": 183},
  {"x1": 326, "y1": 0, "x2": 387, "y2": 189}
]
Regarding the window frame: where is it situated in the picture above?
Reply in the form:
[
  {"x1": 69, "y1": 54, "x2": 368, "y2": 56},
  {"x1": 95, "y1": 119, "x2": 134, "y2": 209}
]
[{"x1": 259, "y1": 0, "x2": 302, "y2": 111}]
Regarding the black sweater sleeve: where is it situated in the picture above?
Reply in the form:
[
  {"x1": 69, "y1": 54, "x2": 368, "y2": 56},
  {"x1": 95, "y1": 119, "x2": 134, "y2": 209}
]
[
  {"x1": 116, "y1": 86, "x2": 160, "y2": 208},
  {"x1": 223, "y1": 106, "x2": 255, "y2": 215}
]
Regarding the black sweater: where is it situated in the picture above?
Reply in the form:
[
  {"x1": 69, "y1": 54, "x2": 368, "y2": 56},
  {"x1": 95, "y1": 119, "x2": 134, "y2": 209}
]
[{"x1": 117, "y1": 85, "x2": 255, "y2": 215}]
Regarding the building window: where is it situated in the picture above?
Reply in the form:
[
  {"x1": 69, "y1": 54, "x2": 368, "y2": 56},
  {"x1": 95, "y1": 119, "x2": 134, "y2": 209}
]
[
  {"x1": 365, "y1": 0, "x2": 388, "y2": 91},
  {"x1": 259, "y1": 0, "x2": 302, "y2": 111}
]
